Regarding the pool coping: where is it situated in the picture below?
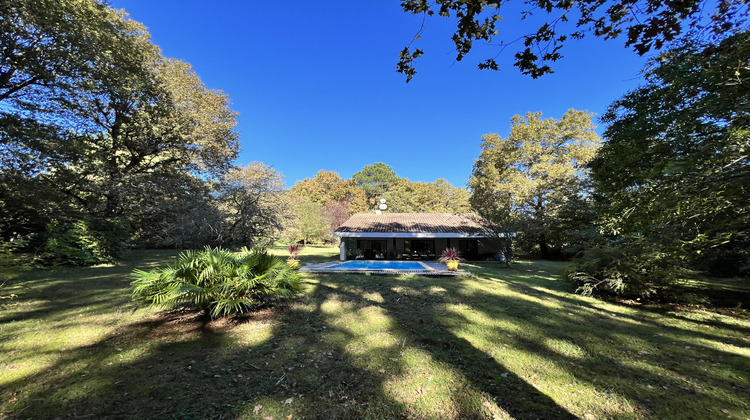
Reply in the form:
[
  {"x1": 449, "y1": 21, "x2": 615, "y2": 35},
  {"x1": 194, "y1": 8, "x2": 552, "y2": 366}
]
[{"x1": 299, "y1": 260, "x2": 470, "y2": 276}]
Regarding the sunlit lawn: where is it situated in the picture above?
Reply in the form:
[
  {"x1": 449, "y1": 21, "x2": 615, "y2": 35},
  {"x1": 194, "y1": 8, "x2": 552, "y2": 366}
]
[{"x1": 1, "y1": 245, "x2": 748, "y2": 419}]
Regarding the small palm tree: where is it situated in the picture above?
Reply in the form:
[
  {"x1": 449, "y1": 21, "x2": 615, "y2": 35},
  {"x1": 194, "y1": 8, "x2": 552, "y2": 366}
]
[{"x1": 131, "y1": 246, "x2": 302, "y2": 318}]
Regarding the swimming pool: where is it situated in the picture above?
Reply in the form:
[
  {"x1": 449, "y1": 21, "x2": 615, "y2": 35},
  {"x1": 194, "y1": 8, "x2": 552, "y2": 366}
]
[{"x1": 333, "y1": 260, "x2": 430, "y2": 270}]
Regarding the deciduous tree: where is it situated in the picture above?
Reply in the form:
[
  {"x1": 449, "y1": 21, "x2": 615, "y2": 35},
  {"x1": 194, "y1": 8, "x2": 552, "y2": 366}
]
[
  {"x1": 291, "y1": 170, "x2": 367, "y2": 213},
  {"x1": 383, "y1": 179, "x2": 471, "y2": 213},
  {"x1": 469, "y1": 109, "x2": 601, "y2": 256},
  {"x1": 217, "y1": 162, "x2": 287, "y2": 246},
  {"x1": 590, "y1": 32, "x2": 750, "y2": 275},
  {"x1": 0, "y1": 0, "x2": 240, "y2": 245}
]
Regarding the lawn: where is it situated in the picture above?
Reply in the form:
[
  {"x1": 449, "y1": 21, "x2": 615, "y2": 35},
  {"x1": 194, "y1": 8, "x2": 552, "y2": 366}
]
[{"x1": 1, "y1": 245, "x2": 748, "y2": 419}]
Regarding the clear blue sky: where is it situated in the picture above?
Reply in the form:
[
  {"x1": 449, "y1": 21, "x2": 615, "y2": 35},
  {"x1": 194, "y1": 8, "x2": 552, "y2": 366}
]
[{"x1": 110, "y1": 0, "x2": 649, "y2": 189}]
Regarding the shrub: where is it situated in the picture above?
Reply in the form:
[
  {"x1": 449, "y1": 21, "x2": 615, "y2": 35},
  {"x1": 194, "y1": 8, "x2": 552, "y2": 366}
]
[
  {"x1": 131, "y1": 247, "x2": 303, "y2": 318},
  {"x1": 40, "y1": 219, "x2": 129, "y2": 266},
  {"x1": 563, "y1": 242, "x2": 682, "y2": 300}
]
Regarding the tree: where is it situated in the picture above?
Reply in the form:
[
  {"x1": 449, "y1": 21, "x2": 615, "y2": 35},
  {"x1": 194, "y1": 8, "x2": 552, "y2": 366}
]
[
  {"x1": 469, "y1": 109, "x2": 601, "y2": 257},
  {"x1": 0, "y1": 0, "x2": 149, "y2": 105},
  {"x1": 216, "y1": 162, "x2": 287, "y2": 246},
  {"x1": 290, "y1": 170, "x2": 368, "y2": 213},
  {"x1": 321, "y1": 201, "x2": 351, "y2": 235},
  {"x1": 590, "y1": 32, "x2": 750, "y2": 275},
  {"x1": 352, "y1": 162, "x2": 401, "y2": 201},
  {"x1": 383, "y1": 178, "x2": 471, "y2": 213},
  {"x1": 398, "y1": 0, "x2": 749, "y2": 80},
  {"x1": 0, "y1": 0, "x2": 240, "y2": 247},
  {"x1": 294, "y1": 199, "x2": 332, "y2": 245}
]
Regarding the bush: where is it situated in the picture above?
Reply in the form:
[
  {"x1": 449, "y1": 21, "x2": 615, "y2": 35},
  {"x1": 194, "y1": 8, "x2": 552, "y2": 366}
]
[
  {"x1": 563, "y1": 242, "x2": 682, "y2": 299},
  {"x1": 131, "y1": 247, "x2": 303, "y2": 318},
  {"x1": 40, "y1": 219, "x2": 129, "y2": 266}
]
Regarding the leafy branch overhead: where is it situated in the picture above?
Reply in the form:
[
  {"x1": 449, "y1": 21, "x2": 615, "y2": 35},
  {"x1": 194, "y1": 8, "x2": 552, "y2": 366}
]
[{"x1": 398, "y1": 0, "x2": 750, "y2": 80}]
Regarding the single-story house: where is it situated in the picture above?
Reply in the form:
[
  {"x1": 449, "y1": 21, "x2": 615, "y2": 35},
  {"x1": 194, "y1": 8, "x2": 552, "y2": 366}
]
[{"x1": 333, "y1": 212, "x2": 504, "y2": 261}]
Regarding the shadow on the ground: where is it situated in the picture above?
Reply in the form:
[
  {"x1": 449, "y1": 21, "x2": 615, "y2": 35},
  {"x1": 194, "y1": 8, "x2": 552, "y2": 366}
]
[{"x1": 2, "y1": 256, "x2": 748, "y2": 419}]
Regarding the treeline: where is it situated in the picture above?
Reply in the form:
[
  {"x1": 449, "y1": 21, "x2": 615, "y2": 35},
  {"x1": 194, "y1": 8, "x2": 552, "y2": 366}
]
[
  {"x1": 2, "y1": 1, "x2": 747, "y2": 303},
  {"x1": 0, "y1": 3, "x2": 472, "y2": 263},
  {"x1": 0, "y1": 3, "x2": 470, "y2": 263},
  {"x1": 283, "y1": 164, "x2": 471, "y2": 244}
]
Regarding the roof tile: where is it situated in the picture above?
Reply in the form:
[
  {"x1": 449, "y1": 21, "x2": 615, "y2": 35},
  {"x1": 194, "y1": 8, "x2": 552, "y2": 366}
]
[{"x1": 334, "y1": 213, "x2": 490, "y2": 234}]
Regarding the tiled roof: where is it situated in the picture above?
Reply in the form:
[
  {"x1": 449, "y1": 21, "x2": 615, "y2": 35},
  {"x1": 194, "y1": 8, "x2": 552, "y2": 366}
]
[{"x1": 334, "y1": 213, "x2": 490, "y2": 235}]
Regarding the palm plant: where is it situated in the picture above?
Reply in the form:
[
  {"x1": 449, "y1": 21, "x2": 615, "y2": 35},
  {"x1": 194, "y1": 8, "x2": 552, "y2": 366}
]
[{"x1": 131, "y1": 246, "x2": 302, "y2": 318}]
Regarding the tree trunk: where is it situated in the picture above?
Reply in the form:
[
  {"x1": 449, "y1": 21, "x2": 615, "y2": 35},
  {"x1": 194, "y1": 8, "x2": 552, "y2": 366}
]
[{"x1": 539, "y1": 235, "x2": 549, "y2": 258}]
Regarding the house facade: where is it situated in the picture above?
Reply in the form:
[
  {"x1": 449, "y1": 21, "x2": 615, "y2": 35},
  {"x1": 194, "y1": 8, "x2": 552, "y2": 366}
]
[{"x1": 333, "y1": 213, "x2": 501, "y2": 261}]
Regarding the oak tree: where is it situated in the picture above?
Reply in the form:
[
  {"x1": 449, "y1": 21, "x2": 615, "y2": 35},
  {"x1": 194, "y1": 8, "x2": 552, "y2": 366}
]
[{"x1": 469, "y1": 109, "x2": 601, "y2": 256}]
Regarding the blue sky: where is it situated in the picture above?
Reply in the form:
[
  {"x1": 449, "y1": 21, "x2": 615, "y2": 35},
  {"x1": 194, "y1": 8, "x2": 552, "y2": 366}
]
[{"x1": 110, "y1": 0, "x2": 649, "y2": 188}]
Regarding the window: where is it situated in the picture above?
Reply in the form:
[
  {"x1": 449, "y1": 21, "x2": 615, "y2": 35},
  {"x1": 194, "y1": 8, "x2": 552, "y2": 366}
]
[
  {"x1": 357, "y1": 239, "x2": 387, "y2": 259},
  {"x1": 404, "y1": 239, "x2": 436, "y2": 259}
]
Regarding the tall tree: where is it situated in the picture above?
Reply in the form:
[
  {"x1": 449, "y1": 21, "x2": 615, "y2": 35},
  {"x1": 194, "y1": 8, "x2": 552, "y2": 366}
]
[
  {"x1": 216, "y1": 162, "x2": 287, "y2": 246},
  {"x1": 398, "y1": 0, "x2": 749, "y2": 80},
  {"x1": 290, "y1": 170, "x2": 368, "y2": 213},
  {"x1": 590, "y1": 32, "x2": 750, "y2": 275},
  {"x1": 293, "y1": 199, "x2": 332, "y2": 245},
  {"x1": 469, "y1": 109, "x2": 601, "y2": 256},
  {"x1": 383, "y1": 179, "x2": 471, "y2": 213},
  {"x1": 352, "y1": 162, "x2": 401, "y2": 201},
  {"x1": 0, "y1": 1, "x2": 240, "y2": 240},
  {"x1": 321, "y1": 201, "x2": 351, "y2": 235}
]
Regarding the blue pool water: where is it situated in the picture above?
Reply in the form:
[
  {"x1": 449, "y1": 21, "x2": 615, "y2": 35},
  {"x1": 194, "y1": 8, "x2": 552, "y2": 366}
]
[{"x1": 334, "y1": 260, "x2": 428, "y2": 270}]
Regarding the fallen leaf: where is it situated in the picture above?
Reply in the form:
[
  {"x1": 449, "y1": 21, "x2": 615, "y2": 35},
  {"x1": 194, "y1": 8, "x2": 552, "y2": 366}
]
[
  {"x1": 378, "y1": 369, "x2": 386, "y2": 373},
  {"x1": 286, "y1": 415, "x2": 293, "y2": 420},
  {"x1": 637, "y1": 350, "x2": 649, "y2": 355},
  {"x1": 253, "y1": 405, "x2": 262, "y2": 414},
  {"x1": 283, "y1": 397, "x2": 293, "y2": 405},
  {"x1": 500, "y1": 372, "x2": 509, "y2": 378},
  {"x1": 482, "y1": 401, "x2": 492, "y2": 408}
]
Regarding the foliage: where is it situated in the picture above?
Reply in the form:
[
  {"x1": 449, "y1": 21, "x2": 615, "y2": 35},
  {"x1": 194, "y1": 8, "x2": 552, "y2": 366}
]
[
  {"x1": 590, "y1": 32, "x2": 750, "y2": 276},
  {"x1": 478, "y1": 235, "x2": 514, "y2": 267},
  {"x1": 0, "y1": 236, "x2": 31, "y2": 303},
  {"x1": 290, "y1": 170, "x2": 367, "y2": 213},
  {"x1": 321, "y1": 201, "x2": 350, "y2": 234},
  {"x1": 438, "y1": 247, "x2": 463, "y2": 263},
  {"x1": 469, "y1": 109, "x2": 601, "y2": 257},
  {"x1": 398, "y1": 0, "x2": 749, "y2": 80},
  {"x1": 563, "y1": 241, "x2": 683, "y2": 299},
  {"x1": 131, "y1": 247, "x2": 302, "y2": 318},
  {"x1": 0, "y1": 0, "x2": 149, "y2": 104},
  {"x1": 40, "y1": 219, "x2": 129, "y2": 266},
  {"x1": 0, "y1": 0, "x2": 240, "y2": 247},
  {"x1": 283, "y1": 197, "x2": 332, "y2": 245},
  {"x1": 383, "y1": 178, "x2": 471, "y2": 213},
  {"x1": 216, "y1": 162, "x2": 288, "y2": 246},
  {"x1": 352, "y1": 162, "x2": 401, "y2": 201}
]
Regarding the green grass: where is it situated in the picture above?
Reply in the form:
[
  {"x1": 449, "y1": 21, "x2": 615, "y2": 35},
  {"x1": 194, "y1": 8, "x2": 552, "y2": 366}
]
[{"x1": 1, "y1": 245, "x2": 748, "y2": 419}]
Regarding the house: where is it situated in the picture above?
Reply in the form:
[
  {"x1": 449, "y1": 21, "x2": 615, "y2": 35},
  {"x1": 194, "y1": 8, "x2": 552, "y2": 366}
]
[{"x1": 333, "y1": 212, "x2": 503, "y2": 261}]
